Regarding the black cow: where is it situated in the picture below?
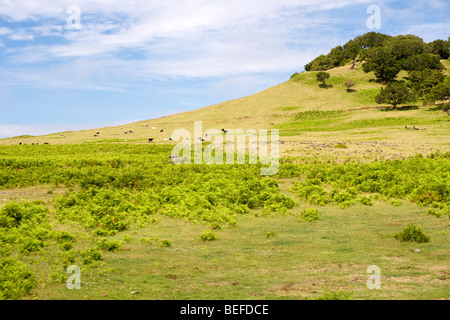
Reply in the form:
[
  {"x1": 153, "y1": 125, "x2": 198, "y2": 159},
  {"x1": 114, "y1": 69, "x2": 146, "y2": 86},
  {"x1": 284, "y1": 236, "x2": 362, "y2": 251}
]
[
  {"x1": 160, "y1": 129, "x2": 164, "y2": 133},
  {"x1": 148, "y1": 138, "x2": 154, "y2": 142}
]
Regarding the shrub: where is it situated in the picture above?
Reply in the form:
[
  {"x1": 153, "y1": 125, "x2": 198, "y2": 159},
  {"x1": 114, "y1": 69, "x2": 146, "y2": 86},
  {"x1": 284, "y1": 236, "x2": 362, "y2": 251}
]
[
  {"x1": 0, "y1": 258, "x2": 36, "y2": 300},
  {"x1": 0, "y1": 202, "x2": 48, "y2": 228},
  {"x1": 265, "y1": 231, "x2": 278, "y2": 238},
  {"x1": 299, "y1": 208, "x2": 320, "y2": 222},
  {"x1": 200, "y1": 230, "x2": 218, "y2": 241},
  {"x1": 19, "y1": 237, "x2": 45, "y2": 253},
  {"x1": 159, "y1": 239, "x2": 172, "y2": 247},
  {"x1": 332, "y1": 190, "x2": 355, "y2": 208},
  {"x1": 317, "y1": 290, "x2": 353, "y2": 300},
  {"x1": 426, "y1": 208, "x2": 442, "y2": 218},
  {"x1": 358, "y1": 196, "x2": 373, "y2": 206},
  {"x1": 59, "y1": 241, "x2": 73, "y2": 251},
  {"x1": 140, "y1": 237, "x2": 152, "y2": 244},
  {"x1": 97, "y1": 238, "x2": 122, "y2": 251},
  {"x1": 394, "y1": 224, "x2": 430, "y2": 243},
  {"x1": 81, "y1": 249, "x2": 102, "y2": 265},
  {"x1": 56, "y1": 231, "x2": 75, "y2": 243}
]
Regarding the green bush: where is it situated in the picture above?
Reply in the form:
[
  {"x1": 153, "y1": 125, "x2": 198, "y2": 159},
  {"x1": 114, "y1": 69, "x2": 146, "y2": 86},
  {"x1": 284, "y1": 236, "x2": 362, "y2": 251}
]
[
  {"x1": 0, "y1": 258, "x2": 36, "y2": 300},
  {"x1": 56, "y1": 231, "x2": 75, "y2": 243},
  {"x1": 59, "y1": 241, "x2": 73, "y2": 251},
  {"x1": 332, "y1": 190, "x2": 355, "y2": 208},
  {"x1": 97, "y1": 238, "x2": 122, "y2": 251},
  {"x1": 316, "y1": 290, "x2": 352, "y2": 300},
  {"x1": 265, "y1": 231, "x2": 278, "y2": 238},
  {"x1": 81, "y1": 249, "x2": 102, "y2": 265},
  {"x1": 159, "y1": 239, "x2": 172, "y2": 247},
  {"x1": 390, "y1": 199, "x2": 403, "y2": 207},
  {"x1": 427, "y1": 208, "x2": 443, "y2": 218},
  {"x1": 299, "y1": 208, "x2": 320, "y2": 222},
  {"x1": 394, "y1": 224, "x2": 430, "y2": 243},
  {"x1": 0, "y1": 202, "x2": 48, "y2": 228},
  {"x1": 200, "y1": 230, "x2": 218, "y2": 241},
  {"x1": 140, "y1": 237, "x2": 152, "y2": 245},
  {"x1": 358, "y1": 196, "x2": 373, "y2": 206}
]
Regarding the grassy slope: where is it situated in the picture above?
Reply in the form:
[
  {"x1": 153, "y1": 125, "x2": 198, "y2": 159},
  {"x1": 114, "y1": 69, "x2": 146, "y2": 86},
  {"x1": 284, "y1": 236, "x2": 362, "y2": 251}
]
[
  {"x1": 1, "y1": 61, "x2": 449, "y2": 300},
  {"x1": 2, "y1": 61, "x2": 449, "y2": 158}
]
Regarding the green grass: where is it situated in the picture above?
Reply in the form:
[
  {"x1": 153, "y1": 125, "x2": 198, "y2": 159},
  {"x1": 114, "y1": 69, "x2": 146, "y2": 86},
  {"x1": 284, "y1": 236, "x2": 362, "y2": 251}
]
[{"x1": 0, "y1": 144, "x2": 448, "y2": 300}]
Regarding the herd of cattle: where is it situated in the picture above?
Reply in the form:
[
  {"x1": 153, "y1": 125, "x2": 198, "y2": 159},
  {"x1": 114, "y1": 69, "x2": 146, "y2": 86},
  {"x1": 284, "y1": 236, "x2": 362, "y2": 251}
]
[{"x1": 17, "y1": 126, "x2": 232, "y2": 145}]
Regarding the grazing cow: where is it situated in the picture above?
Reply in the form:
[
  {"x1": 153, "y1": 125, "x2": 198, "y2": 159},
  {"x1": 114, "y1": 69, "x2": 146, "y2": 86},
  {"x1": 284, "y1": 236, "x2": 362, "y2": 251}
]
[
  {"x1": 160, "y1": 129, "x2": 164, "y2": 133},
  {"x1": 169, "y1": 138, "x2": 173, "y2": 141},
  {"x1": 94, "y1": 135, "x2": 99, "y2": 137},
  {"x1": 44, "y1": 142, "x2": 49, "y2": 145},
  {"x1": 148, "y1": 138, "x2": 154, "y2": 142},
  {"x1": 96, "y1": 132, "x2": 100, "y2": 134},
  {"x1": 19, "y1": 142, "x2": 22, "y2": 145}
]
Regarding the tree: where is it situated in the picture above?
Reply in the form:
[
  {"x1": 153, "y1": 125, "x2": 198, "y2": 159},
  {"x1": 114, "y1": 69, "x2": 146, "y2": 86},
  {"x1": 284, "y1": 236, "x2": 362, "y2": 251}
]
[
  {"x1": 354, "y1": 32, "x2": 391, "y2": 50},
  {"x1": 362, "y1": 47, "x2": 401, "y2": 83},
  {"x1": 425, "y1": 82, "x2": 450, "y2": 104},
  {"x1": 305, "y1": 54, "x2": 332, "y2": 71},
  {"x1": 345, "y1": 79, "x2": 355, "y2": 92},
  {"x1": 408, "y1": 69, "x2": 445, "y2": 105},
  {"x1": 342, "y1": 40, "x2": 361, "y2": 60},
  {"x1": 375, "y1": 82, "x2": 415, "y2": 110},
  {"x1": 385, "y1": 35, "x2": 427, "y2": 61},
  {"x1": 427, "y1": 39, "x2": 450, "y2": 59},
  {"x1": 316, "y1": 72, "x2": 330, "y2": 88},
  {"x1": 403, "y1": 53, "x2": 445, "y2": 71}
]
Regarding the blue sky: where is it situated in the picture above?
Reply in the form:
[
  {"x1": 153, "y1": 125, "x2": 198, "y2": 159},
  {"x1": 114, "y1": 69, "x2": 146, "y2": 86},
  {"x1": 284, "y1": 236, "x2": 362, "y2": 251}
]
[{"x1": 0, "y1": 0, "x2": 449, "y2": 138}]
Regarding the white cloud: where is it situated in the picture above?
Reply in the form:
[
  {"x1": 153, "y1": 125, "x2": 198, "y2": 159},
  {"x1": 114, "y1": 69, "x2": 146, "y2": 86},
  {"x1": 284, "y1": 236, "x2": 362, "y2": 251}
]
[
  {"x1": 5, "y1": 0, "x2": 446, "y2": 92},
  {"x1": 0, "y1": 27, "x2": 12, "y2": 35},
  {"x1": 8, "y1": 33, "x2": 34, "y2": 40}
]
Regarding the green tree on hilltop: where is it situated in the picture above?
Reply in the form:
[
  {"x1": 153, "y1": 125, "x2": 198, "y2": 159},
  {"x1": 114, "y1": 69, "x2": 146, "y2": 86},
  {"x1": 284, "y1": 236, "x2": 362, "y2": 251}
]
[{"x1": 362, "y1": 47, "x2": 401, "y2": 83}]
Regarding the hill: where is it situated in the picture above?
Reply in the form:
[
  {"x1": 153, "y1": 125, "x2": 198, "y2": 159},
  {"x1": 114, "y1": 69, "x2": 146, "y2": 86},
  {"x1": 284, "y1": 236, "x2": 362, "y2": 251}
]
[{"x1": 1, "y1": 37, "x2": 449, "y2": 159}]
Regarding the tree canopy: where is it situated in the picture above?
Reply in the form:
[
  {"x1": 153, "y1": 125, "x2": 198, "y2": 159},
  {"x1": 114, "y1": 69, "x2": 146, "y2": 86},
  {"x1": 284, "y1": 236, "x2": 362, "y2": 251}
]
[
  {"x1": 375, "y1": 82, "x2": 415, "y2": 109},
  {"x1": 304, "y1": 32, "x2": 449, "y2": 78}
]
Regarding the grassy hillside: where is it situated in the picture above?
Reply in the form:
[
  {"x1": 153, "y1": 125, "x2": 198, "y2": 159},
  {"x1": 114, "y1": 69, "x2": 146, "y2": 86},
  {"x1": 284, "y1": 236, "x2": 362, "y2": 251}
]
[{"x1": 2, "y1": 60, "x2": 449, "y2": 159}]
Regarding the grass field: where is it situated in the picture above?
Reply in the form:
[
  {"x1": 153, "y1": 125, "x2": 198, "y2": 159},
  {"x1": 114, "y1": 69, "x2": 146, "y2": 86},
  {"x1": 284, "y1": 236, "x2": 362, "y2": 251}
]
[{"x1": 0, "y1": 144, "x2": 448, "y2": 300}]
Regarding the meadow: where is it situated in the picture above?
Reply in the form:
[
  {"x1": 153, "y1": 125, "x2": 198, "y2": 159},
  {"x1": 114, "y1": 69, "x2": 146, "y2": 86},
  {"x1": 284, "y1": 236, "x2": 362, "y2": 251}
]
[{"x1": 0, "y1": 143, "x2": 448, "y2": 300}]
